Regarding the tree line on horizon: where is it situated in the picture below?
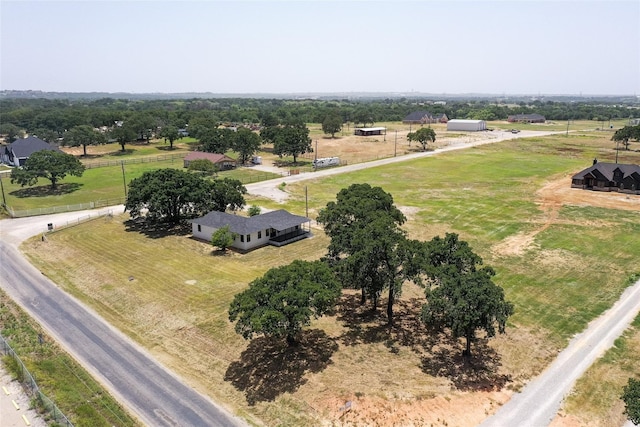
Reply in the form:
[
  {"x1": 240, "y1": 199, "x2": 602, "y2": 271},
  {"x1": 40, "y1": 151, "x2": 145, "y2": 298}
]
[{"x1": 1, "y1": 97, "x2": 636, "y2": 144}]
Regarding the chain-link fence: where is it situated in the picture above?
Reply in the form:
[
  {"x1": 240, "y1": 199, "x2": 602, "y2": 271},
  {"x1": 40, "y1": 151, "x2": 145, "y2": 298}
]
[{"x1": 0, "y1": 335, "x2": 74, "y2": 427}]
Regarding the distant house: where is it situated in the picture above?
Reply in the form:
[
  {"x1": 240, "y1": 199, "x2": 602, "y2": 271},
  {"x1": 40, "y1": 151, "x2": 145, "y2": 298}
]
[
  {"x1": 402, "y1": 111, "x2": 448, "y2": 124},
  {"x1": 191, "y1": 209, "x2": 311, "y2": 252},
  {"x1": 446, "y1": 119, "x2": 487, "y2": 132},
  {"x1": 354, "y1": 127, "x2": 386, "y2": 136},
  {"x1": 507, "y1": 114, "x2": 546, "y2": 123},
  {"x1": 571, "y1": 160, "x2": 640, "y2": 194},
  {"x1": 183, "y1": 152, "x2": 236, "y2": 169},
  {"x1": 1, "y1": 136, "x2": 61, "y2": 167}
]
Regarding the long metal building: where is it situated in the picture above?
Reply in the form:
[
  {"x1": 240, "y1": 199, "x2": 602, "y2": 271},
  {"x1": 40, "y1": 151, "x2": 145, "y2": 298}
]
[{"x1": 446, "y1": 119, "x2": 487, "y2": 132}]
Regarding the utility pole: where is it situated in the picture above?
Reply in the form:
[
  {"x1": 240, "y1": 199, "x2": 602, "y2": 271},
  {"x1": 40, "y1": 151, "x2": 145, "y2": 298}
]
[
  {"x1": 121, "y1": 161, "x2": 127, "y2": 198},
  {"x1": 0, "y1": 175, "x2": 7, "y2": 208},
  {"x1": 394, "y1": 130, "x2": 397, "y2": 157},
  {"x1": 305, "y1": 186, "x2": 309, "y2": 230}
]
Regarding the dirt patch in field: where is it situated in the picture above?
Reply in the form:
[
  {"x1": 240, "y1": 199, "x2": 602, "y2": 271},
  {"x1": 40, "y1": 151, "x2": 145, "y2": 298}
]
[
  {"x1": 493, "y1": 176, "x2": 640, "y2": 257},
  {"x1": 318, "y1": 391, "x2": 511, "y2": 427},
  {"x1": 259, "y1": 125, "x2": 478, "y2": 167}
]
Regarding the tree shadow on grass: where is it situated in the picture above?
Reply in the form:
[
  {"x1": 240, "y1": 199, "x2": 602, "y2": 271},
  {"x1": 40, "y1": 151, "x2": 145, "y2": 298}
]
[
  {"x1": 420, "y1": 339, "x2": 512, "y2": 391},
  {"x1": 336, "y1": 292, "x2": 511, "y2": 391},
  {"x1": 336, "y1": 293, "x2": 429, "y2": 349},
  {"x1": 123, "y1": 219, "x2": 192, "y2": 239},
  {"x1": 10, "y1": 183, "x2": 83, "y2": 198},
  {"x1": 111, "y1": 149, "x2": 134, "y2": 156},
  {"x1": 224, "y1": 329, "x2": 338, "y2": 405},
  {"x1": 155, "y1": 145, "x2": 176, "y2": 151}
]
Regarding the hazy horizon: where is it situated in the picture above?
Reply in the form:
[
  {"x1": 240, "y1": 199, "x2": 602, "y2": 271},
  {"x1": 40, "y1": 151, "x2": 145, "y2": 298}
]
[{"x1": 1, "y1": 1, "x2": 638, "y2": 96}]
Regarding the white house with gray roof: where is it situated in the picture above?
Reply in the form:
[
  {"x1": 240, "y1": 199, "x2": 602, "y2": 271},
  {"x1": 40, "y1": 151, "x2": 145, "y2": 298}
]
[{"x1": 191, "y1": 209, "x2": 311, "y2": 251}]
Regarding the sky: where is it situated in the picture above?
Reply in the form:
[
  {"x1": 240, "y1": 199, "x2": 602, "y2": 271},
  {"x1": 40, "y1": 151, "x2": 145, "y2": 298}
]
[{"x1": 1, "y1": 0, "x2": 639, "y2": 95}]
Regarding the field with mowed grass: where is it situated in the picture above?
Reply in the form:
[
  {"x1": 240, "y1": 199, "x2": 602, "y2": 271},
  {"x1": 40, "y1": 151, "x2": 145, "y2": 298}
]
[
  {"x1": 19, "y1": 130, "x2": 640, "y2": 426},
  {"x1": 2, "y1": 160, "x2": 280, "y2": 211}
]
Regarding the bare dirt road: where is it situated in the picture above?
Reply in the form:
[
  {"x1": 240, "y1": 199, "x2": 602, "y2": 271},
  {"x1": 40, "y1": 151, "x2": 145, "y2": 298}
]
[{"x1": 480, "y1": 278, "x2": 640, "y2": 427}]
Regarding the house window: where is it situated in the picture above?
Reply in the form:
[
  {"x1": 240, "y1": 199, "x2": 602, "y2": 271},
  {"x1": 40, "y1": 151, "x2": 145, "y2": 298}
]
[
  {"x1": 295, "y1": 225, "x2": 299, "y2": 230},
  {"x1": 246, "y1": 235, "x2": 251, "y2": 243},
  {"x1": 197, "y1": 224, "x2": 201, "y2": 232},
  {"x1": 258, "y1": 231, "x2": 262, "y2": 239},
  {"x1": 240, "y1": 235, "x2": 244, "y2": 242}
]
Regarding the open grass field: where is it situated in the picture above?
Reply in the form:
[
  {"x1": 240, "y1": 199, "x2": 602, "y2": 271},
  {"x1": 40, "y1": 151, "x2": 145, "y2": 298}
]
[
  {"x1": 2, "y1": 119, "x2": 629, "y2": 212},
  {"x1": 18, "y1": 129, "x2": 640, "y2": 426},
  {"x1": 1, "y1": 145, "x2": 280, "y2": 211}
]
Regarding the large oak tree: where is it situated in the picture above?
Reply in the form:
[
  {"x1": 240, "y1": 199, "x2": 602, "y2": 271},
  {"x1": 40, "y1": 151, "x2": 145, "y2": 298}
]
[
  {"x1": 407, "y1": 127, "x2": 436, "y2": 151},
  {"x1": 612, "y1": 125, "x2": 640, "y2": 151},
  {"x1": 272, "y1": 123, "x2": 312, "y2": 164},
  {"x1": 64, "y1": 125, "x2": 107, "y2": 156},
  {"x1": 10, "y1": 150, "x2": 85, "y2": 190},
  {"x1": 125, "y1": 169, "x2": 246, "y2": 223},
  {"x1": 159, "y1": 125, "x2": 181, "y2": 150},
  {"x1": 229, "y1": 260, "x2": 341, "y2": 345},
  {"x1": 232, "y1": 127, "x2": 262, "y2": 164},
  {"x1": 322, "y1": 113, "x2": 343, "y2": 138},
  {"x1": 317, "y1": 183, "x2": 410, "y2": 324},
  {"x1": 421, "y1": 234, "x2": 514, "y2": 357}
]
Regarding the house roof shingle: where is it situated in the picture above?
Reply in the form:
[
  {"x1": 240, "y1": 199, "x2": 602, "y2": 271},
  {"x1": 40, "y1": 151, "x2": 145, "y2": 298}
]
[
  {"x1": 191, "y1": 209, "x2": 310, "y2": 235},
  {"x1": 8, "y1": 136, "x2": 60, "y2": 158},
  {"x1": 403, "y1": 111, "x2": 446, "y2": 122},
  {"x1": 572, "y1": 162, "x2": 640, "y2": 181},
  {"x1": 183, "y1": 152, "x2": 235, "y2": 164}
]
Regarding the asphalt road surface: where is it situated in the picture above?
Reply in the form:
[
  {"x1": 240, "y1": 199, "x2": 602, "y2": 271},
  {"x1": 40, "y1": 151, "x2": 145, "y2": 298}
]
[
  {"x1": 0, "y1": 218, "x2": 245, "y2": 426},
  {"x1": 1, "y1": 129, "x2": 636, "y2": 426}
]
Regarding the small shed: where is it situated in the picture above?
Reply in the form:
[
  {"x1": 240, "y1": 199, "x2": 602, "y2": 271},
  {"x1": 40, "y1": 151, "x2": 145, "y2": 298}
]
[
  {"x1": 354, "y1": 127, "x2": 387, "y2": 136},
  {"x1": 446, "y1": 120, "x2": 487, "y2": 132},
  {"x1": 183, "y1": 152, "x2": 236, "y2": 169}
]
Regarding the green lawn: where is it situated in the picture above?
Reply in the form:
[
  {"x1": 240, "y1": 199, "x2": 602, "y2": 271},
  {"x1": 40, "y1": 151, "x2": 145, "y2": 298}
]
[
  {"x1": 2, "y1": 161, "x2": 281, "y2": 211},
  {"x1": 19, "y1": 131, "x2": 640, "y2": 426}
]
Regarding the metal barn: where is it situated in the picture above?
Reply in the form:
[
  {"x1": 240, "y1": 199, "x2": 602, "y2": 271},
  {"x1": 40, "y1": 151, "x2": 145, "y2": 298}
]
[{"x1": 446, "y1": 119, "x2": 487, "y2": 132}]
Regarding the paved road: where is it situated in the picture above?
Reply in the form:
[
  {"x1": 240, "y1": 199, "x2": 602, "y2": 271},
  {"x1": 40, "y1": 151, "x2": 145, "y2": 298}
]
[
  {"x1": 2, "y1": 129, "x2": 633, "y2": 426},
  {"x1": 246, "y1": 130, "x2": 563, "y2": 202},
  {"x1": 0, "y1": 215, "x2": 245, "y2": 426}
]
